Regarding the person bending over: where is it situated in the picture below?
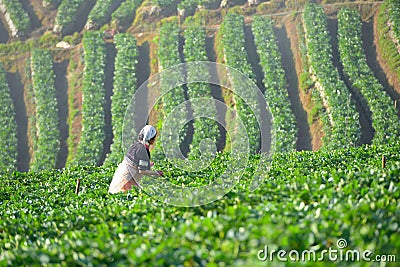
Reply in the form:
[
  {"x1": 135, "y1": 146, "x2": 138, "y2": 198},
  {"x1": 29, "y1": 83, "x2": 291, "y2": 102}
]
[{"x1": 108, "y1": 125, "x2": 163, "y2": 194}]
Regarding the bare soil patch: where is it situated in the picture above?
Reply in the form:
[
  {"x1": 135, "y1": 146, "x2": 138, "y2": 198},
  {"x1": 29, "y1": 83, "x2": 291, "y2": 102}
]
[
  {"x1": 53, "y1": 60, "x2": 69, "y2": 168},
  {"x1": 274, "y1": 24, "x2": 312, "y2": 151},
  {"x1": 5, "y1": 70, "x2": 30, "y2": 172},
  {"x1": 284, "y1": 16, "x2": 323, "y2": 151}
]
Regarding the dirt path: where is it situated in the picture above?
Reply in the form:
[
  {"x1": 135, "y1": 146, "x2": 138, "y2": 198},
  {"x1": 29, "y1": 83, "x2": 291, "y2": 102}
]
[
  {"x1": 136, "y1": 41, "x2": 151, "y2": 131},
  {"x1": 363, "y1": 19, "x2": 400, "y2": 103},
  {"x1": 6, "y1": 71, "x2": 30, "y2": 172},
  {"x1": 20, "y1": 0, "x2": 41, "y2": 31},
  {"x1": 62, "y1": 0, "x2": 96, "y2": 35},
  {"x1": 284, "y1": 17, "x2": 324, "y2": 151},
  {"x1": 274, "y1": 25, "x2": 312, "y2": 151},
  {"x1": 99, "y1": 43, "x2": 116, "y2": 165},
  {"x1": 206, "y1": 35, "x2": 227, "y2": 151},
  {"x1": 373, "y1": 8, "x2": 400, "y2": 96},
  {"x1": 53, "y1": 60, "x2": 69, "y2": 168},
  {"x1": 66, "y1": 50, "x2": 83, "y2": 165},
  {"x1": 0, "y1": 16, "x2": 9, "y2": 43}
]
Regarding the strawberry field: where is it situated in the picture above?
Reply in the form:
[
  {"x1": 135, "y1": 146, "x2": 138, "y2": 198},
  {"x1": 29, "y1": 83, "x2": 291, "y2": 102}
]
[{"x1": 1, "y1": 142, "x2": 399, "y2": 266}]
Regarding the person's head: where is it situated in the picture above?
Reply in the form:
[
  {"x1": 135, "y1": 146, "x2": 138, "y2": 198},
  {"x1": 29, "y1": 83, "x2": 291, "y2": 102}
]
[{"x1": 138, "y1": 125, "x2": 157, "y2": 145}]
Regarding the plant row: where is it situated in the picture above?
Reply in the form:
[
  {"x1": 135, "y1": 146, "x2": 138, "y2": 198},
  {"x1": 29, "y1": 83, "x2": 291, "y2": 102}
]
[
  {"x1": 387, "y1": 0, "x2": 400, "y2": 45},
  {"x1": 155, "y1": 20, "x2": 188, "y2": 159},
  {"x1": 53, "y1": 0, "x2": 86, "y2": 33},
  {"x1": 252, "y1": 16, "x2": 297, "y2": 153},
  {"x1": 73, "y1": 31, "x2": 106, "y2": 166},
  {"x1": 220, "y1": 12, "x2": 261, "y2": 154},
  {"x1": 86, "y1": 0, "x2": 119, "y2": 30},
  {"x1": 0, "y1": 62, "x2": 17, "y2": 174},
  {"x1": 338, "y1": 8, "x2": 400, "y2": 145},
  {"x1": 111, "y1": 0, "x2": 143, "y2": 27},
  {"x1": 0, "y1": 0, "x2": 31, "y2": 37},
  {"x1": 302, "y1": 3, "x2": 361, "y2": 149},
  {"x1": 178, "y1": 0, "x2": 200, "y2": 15},
  {"x1": 29, "y1": 49, "x2": 60, "y2": 172},
  {"x1": 1, "y1": 141, "x2": 399, "y2": 265},
  {"x1": 183, "y1": 22, "x2": 220, "y2": 158},
  {"x1": 105, "y1": 33, "x2": 138, "y2": 165}
]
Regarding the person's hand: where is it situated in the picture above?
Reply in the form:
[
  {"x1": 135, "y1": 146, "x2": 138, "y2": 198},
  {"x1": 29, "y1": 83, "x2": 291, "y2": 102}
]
[
  {"x1": 156, "y1": 170, "x2": 164, "y2": 177},
  {"x1": 150, "y1": 162, "x2": 154, "y2": 167}
]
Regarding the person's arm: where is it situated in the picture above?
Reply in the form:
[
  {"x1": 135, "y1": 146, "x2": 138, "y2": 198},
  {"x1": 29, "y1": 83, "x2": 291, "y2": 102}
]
[{"x1": 138, "y1": 169, "x2": 163, "y2": 176}]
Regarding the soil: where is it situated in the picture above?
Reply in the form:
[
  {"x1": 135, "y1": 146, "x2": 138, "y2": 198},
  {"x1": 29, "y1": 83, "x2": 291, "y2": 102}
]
[
  {"x1": 0, "y1": 16, "x2": 9, "y2": 43},
  {"x1": 136, "y1": 41, "x2": 151, "y2": 131},
  {"x1": 18, "y1": 59, "x2": 35, "y2": 168},
  {"x1": 66, "y1": 49, "x2": 83, "y2": 163},
  {"x1": 62, "y1": 0, "x2": 96, "y2": 36},
  {"x1": 53, "y1": 60, "x2": 69, "y2": 168},
  {"x1": 178, "y1": 34, "x2": 193, "y2": 157},
  {"x1": 137, "y1": 33, "x2": 161, "y2": 130},
  {"x1": 99, "y1": 42, "x2": 116, "y2": 165},
  {"x1": 274, "y1": 24, "x2": 312, "y2": 151},
  {"x1": 20, "y1": 0, "x2": 41, "y2": 31},
  {"x1": 364, "y1": 20, "x2": 400, "y2": 101},
  {"x1": 284, "y1": 16, "x2": 323, "y2": 151},
  {"x1": 5, "y1": 70, "x2": 30, "y2": 172},
  {"x1": 29, "y1": 0, "x2": 58, "y2": 30},
  {"x1": 206, "y1": 34, "x2": 227, "y2": 152}
]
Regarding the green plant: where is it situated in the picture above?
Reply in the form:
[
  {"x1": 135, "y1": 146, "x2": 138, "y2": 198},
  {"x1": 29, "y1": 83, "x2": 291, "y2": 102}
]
[
  {"x1": 0, "y1": 0, "x2": 31, "y2": 36},
  {"x1": 105, "y1": 33, "x2": 138, "y2": 165},
  {"x1": 0, "y1": 63, "x2": 17, "y2": 174},
  {"x1": 30, "y1": 49, "x2": 60, "y2": 171},
  {"x1": 73, "y1": 31, "x2": 107, "y2": 166},
  {"x1": 337, "y1": 7, "x2": 400, "y2": 145},
  {"x1": 153, "y1": 20, "x2": 188, "y2": 159},
  {"x1": 220, "y1": 12, "x2": 260, "y2": 153},
  {"x1": 183, "y1": 22, "x2": 220, "y2": 157},
  {"x1": 252, "y1": 16, "x2": 297, "y2": 153},
  {"x1": 54, "y1": 0, "x2": 86, "y2": 33},
  {"x1": 1, "y1": 141, "x2": 399, "y2": 265},
  {"x1": 302, "y1": 3, "x2": 361, "y2": 149}
]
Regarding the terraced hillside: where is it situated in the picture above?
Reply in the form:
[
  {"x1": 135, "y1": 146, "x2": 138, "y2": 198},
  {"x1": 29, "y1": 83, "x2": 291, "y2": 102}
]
[
  {"x1": 0, "y1": 1, "x2": 399, "y2": 266},
  {"x1": 0, "y1": 0, "x2": 399, "y2": 173}
]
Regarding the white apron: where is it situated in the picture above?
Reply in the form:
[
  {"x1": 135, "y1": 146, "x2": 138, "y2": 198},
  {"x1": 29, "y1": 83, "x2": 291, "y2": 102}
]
[{"x1": 108, "y1": 159, "x2": 144, "y2": 194}]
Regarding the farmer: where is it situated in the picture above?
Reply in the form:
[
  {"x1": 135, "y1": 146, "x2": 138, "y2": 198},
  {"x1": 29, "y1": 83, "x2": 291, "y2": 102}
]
[{"x1": 108, "y1": 125, "x2": 163, "y2": 194}]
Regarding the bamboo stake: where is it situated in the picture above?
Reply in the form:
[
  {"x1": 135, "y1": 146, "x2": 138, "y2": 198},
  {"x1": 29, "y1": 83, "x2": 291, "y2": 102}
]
[{"x1": 75, "y1": 178, "x2": 81, "y2": 194}]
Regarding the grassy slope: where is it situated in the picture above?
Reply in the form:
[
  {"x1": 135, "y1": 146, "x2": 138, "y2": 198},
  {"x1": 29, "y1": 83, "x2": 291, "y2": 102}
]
[{"x1": 0, "y1": 142, "x2": 399, "y2": 266}]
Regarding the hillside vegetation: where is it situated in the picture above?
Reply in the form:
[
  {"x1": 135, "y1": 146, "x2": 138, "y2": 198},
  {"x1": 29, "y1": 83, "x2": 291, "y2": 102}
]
[
  {"x1": 0, "y1": 0, "x2": 399, "y2": 265},
  {"x1": 1, "y1": 142, "x2": 399, "y2": 265}
]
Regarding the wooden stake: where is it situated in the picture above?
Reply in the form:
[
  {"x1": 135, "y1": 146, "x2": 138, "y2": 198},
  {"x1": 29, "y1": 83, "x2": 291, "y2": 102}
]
[
  {"x1": 382, "y1": 155, "x2": 386, "y2": 168},
  {"x1": 395, "y1": 100, "x2": 398, "y2": 109},
  {"x1": 75, "y1": 178, "x2": 81, "y2": 195}
]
